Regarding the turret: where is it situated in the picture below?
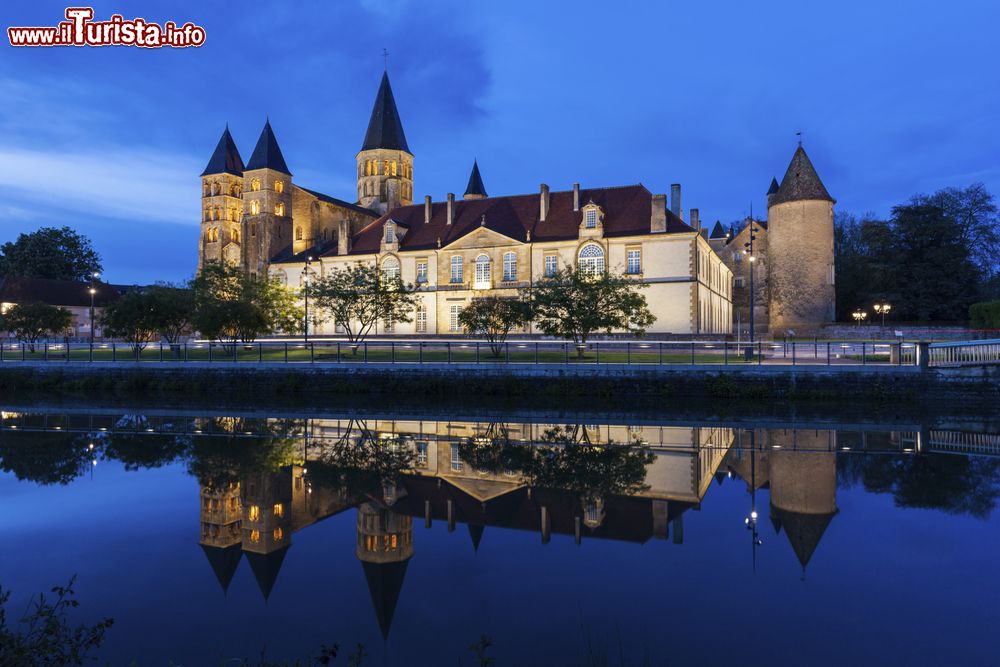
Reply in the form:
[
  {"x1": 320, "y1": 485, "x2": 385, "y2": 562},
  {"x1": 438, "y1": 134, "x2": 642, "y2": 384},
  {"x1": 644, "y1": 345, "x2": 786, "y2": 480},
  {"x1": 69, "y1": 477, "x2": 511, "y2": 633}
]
[
  {"x1": 357, "y1": 71, "x2": 414, "y2": 214},
  {"x1": 356, "y1": 498, "x2": 413, "y2": 639},
  {"x1": 199, "y1": 126, "x2": 245, "y2": 271},
  {"x1": 463, "y1": 160, "x2": 487, "y2": 200},
  {"x1": 198, "y1": 480, "x2": 243, "y2": 594},
  {"x1": 243, "y1": 119, "x2": 294, "y2": 275},
  {"x1": 766, "y1": 145, "x2": 836, "y2": 334}
]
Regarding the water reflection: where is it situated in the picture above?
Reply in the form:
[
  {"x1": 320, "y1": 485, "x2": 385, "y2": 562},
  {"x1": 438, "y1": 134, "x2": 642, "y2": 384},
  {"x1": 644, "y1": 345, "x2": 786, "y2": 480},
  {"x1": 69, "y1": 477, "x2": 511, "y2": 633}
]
[{"x1": 2, "y1": 407, "x2": 1000, "y2": 653}]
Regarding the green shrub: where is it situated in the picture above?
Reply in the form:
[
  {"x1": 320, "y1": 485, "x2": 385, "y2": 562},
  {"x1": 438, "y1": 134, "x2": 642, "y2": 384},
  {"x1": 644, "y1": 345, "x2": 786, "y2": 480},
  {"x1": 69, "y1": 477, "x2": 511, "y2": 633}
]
[{"x1": 969, "y1": 300, "x2": 1000, "y2": 329}]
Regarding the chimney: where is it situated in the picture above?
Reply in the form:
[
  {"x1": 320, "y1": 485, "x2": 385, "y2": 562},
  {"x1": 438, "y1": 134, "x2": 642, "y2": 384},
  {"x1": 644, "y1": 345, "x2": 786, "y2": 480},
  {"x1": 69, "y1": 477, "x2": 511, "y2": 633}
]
[
  {"x1": 690, "y1": 208, "x2": 700, "y2": 232},
  {"x1": 651, "y1": 194, "x2": 667, "y2": 233},
  {"x1": 539, "y1": 183, "x2": 550, "y2": 222},
  {"x1": 337, "y1": 219, "x2": 351, "y2": 255},
  {"x1": 670, "y1": 184, "x2": 682, "y2": 220},
  {"x1": 573, "y1": 183, "x2": 580, "y2": 212},
  {"x1": 446, "y1": 192, "x2": 454, "y2": 225},
  {"x1": 424, "y1": 195, "x2": 432, "y2": 224}
]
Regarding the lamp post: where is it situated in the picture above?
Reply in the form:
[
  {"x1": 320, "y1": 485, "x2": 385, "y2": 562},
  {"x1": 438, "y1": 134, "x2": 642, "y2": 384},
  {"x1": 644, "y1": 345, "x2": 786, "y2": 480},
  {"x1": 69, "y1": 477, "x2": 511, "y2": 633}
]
[
  {"x1": 743, "y1": 429, "x2": 762, "y2": 571},
  {"x1": 88, "y1": 272, "x2": 100, "y2": 346},
  {"x1": 874, "y1": 303, "x2": 891, "y2": 330},
  {"x1": 743, "y1": 222, "x2": 760, "y2": 359},
  {"x1": 303, "y1": 257, "x2": 313, "y2": 342},
  {"x1": 852, "y1": 309, "x2": 868, "y2": 328}
]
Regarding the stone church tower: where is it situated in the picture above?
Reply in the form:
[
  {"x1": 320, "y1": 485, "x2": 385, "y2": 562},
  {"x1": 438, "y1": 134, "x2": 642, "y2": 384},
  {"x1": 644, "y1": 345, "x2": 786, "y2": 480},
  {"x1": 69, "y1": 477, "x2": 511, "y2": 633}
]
[
  {"x1": 766, "y1": 146, "x2": 836, "y2": 333},
  {"x1": 356, "y1": 71, "x2": 414, "y2": 214},
  {"x1": 242, "y1": 120, "x2": 294, "y2": 277},
  {"x1": 199, "y1": 126, "x2": 245, "y2": 270}
]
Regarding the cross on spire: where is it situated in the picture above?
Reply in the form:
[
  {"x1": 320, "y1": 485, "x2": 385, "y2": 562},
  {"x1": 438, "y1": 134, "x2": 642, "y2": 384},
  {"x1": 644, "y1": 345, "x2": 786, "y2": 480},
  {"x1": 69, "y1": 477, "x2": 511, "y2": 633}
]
[
  {"x1": 796, "y1": 131, "x2": 802, "y2": 146},
  {"x1": 383, "y1": 48, "x2": 388, "y2": 71}
]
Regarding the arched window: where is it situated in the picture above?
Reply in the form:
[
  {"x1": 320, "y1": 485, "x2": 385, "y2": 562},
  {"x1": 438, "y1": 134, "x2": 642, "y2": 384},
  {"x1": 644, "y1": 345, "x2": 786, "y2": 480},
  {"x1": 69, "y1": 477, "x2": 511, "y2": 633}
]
[
  {"x1": 250, "y1": 200, "x2": 260, "y2": 215},
  {"x1": 211, "y1": 181, "x2": 220, "y2": 196},
  {"x1": 503, "y1": 252, "x2": 517, "y2": 281},
  {"x1": 384, "y1": 159, "x2": 390, "y2": 175},
  {"x1": 450, "y1": 255, "x2": 463, "y2": 283},
  {"x1": 391, "y1": 160, "x2": 397, "y2": 176},
  {"x1": 295, "y1": 227, "x2": 303, "y2": 241},
  {"x1": 230, "y1": 183, "x2": 240, "y2": 197},
  {"x1": 214, "y1": 207, "x2": 221, "y2": 221},
  {"x1": 232, "y1": 228, "x2": 240, "y2": 243},
  {"x1": 275, "y1": 202, "x2": 285, "y2": 216},
  {"x1": 578, "y1": 244, "x2": 605, "y2": 275},
  {"x1": 381, "y1": 256, "x2": 400, "y2": 282},
  {"x1": 203, "y1": 183, "x2": 209, "y2": 197},
  {"x1": 275, "y1": 180, "x2": 284, "y2": 194},
  {"x1": 204, "y1": 209, "x2": 210, "y2": 222},
  {"x1": 474, "y1": 254, "x2": 491, "y2": 289},
  {"x1": 251, "y1": 178, "x2": 260, "y2": 192}
]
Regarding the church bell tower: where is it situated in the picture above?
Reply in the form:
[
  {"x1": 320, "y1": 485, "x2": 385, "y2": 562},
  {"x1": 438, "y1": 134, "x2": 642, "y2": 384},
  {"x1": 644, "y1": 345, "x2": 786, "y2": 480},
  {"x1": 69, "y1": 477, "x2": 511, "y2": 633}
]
[{"x1": 357, "y1": 71, "x2": 413, "y2": 214}]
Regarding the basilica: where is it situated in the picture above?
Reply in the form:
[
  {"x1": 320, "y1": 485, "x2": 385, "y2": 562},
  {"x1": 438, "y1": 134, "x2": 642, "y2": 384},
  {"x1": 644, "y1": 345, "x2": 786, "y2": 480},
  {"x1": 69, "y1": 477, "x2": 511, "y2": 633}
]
[{"x1": 198, "y1": 71, "x2": 834, "y2": 336}]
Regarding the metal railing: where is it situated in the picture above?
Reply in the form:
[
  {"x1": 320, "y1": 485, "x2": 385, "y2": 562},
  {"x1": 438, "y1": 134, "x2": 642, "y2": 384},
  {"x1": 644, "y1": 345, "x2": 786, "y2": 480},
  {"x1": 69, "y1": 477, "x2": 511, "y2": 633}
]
[
  {"x1": 0, "y1": 339, "x2": 922, "y2": 367},
  {"x1": 927, "y1": 339, "x2": 1000, "y2": 367}
]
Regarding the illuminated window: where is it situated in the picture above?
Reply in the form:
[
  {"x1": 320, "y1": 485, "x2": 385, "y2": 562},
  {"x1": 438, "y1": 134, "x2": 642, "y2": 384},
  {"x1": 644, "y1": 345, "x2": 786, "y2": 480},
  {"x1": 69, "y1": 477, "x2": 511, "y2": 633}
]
[
  {"x1": 232, "y1": 228, "x2": 240, "y2": 243},
  {"x1": 474, "y1": 254, "x2": 491, "y2": 289},
  {"x1": 626, "y1": 248, "x2": 641, "y2": 274},
  {"x1": 381, "y1": 256, "x2": 400, "y2": 282},
  {"x1": 273, "y1": 503, "x2": 283, "y2": 518},
  {"x1": 391, "y1": 160, "x2": 398, "y2": 176},
  {"x1": 390, "y1": 534, "x2": 398, "y2": 549},
  {"x1": 250, "y1": 200, "x2": 260, "y2": 215},
  {"x1": 273, "y1": 527, "x2": 283, "y2": 542},
  {"x1": 275, "y1": 180, "x2": 284, "y2": 193},
  {"x1": 450, "y1": 256, "x2": 463, "y2": 283},
  {"x1": 415, "y1": 304, "x2": 427, "y2": 333},
  {"x1": 416, "y1": 441, "x2": 428, "y2": 466},
  {"x1": 251, "y1": 178, "x2": 260, "y2": 192},
  {"x1": 211, "y1": 181, "x2": 220, "y2": 195},
  {"x1": 416, "y1": 261, "x2": 427, "y2": 284},
  {"x1": 585, "y1": 209, "x2": 597, "y2": 228},
  {"x1": 295, "y1": 227, "x2": 303, "y2": 241},
  {"x1": 544, "y1": 254, "x2": 558, "y2": 277},
  {"x1": 578, "y1": 244, "x2": 605, "y2": 274},
  {"x1": 503, "y1": 252, "x2": 517, "y2": 281},
  {"x1": 213, "y1": 207, "x2": 221, "y2": 221},
  {"x1": 250, "y1": 529, "x2": 261, "y2": 544},
  {"x1": 451, "y1": 444, "x2": 464, "y2": 471},
  {"x1": 275, "y1": 202, "x2": 285, "y2": 216},
  {"x1": 384, "y1": 159, "x2": 390, "y2": 174},
  {"x1": 450, "y1": 305, "x2": 462, "y2": 332},
  {"x1": 248, "y1": 505, "x2": 260, "y2": 521}
]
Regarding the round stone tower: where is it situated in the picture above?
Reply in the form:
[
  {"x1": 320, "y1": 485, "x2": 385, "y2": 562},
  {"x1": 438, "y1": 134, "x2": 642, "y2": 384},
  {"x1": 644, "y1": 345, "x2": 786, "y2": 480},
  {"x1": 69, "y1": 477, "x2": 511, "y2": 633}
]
[{"x1": 766, "y1": 146, "x2": 835, "y2": 334}]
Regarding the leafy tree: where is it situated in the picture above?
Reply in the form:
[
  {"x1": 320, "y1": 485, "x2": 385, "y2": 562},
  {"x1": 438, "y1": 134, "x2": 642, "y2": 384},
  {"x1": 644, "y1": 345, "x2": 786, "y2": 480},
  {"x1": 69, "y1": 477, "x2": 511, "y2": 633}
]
[
  {"x1": 146, "y1": 283, "x2": 195, "y2": 347},
  {"x1": 526, "y1": 267, "x2": 654, "y2": 356},
  {"x1": 0, "y1": 302, "x2": 72, "y2": 352},
  {"x1": 457, "y1": 296, "x2": 532, "y2": 357},
  {"x1": 913, "y1": 183, "x2": 999, "y2": 283},
  {"x1": 0, "y1": 577, "x2": 114, "y2": 666},
  {"x1": 0, "y1": 226, "x2": 102, "y2": 282},
  {"x1": 100, "y1": 284, "x2": 194, "y2": 355},
  {"x1": 0, "y1": 431, "x2": 93, "y2": 485},
  {"x1": 969, "y1": 300, "x2": 1000, "y2": 330},
  {"x1": 305, "y1": 264, "x2": 417, "y2": 350},
  {"x1": 192, "y1": 262, "x2": 302, "y2": 347}
]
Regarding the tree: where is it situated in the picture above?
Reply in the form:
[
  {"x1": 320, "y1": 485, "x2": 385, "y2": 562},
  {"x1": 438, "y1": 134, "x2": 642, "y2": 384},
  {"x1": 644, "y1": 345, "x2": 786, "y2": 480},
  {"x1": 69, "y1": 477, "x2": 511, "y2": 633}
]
[
  {"x1": 0, "y1": 226, "x2": 102, "y2": 282},
  {"x1": 526, "y1": 267, "x2": 654, "y2": 356},
  {"x1": 457, "y1": 296, "x2": 532, "y2": 357},
  {"x1": 914, "y1": 183, "x2": 999, "y2": 284},
  {"x1": 0, "y1": 302, "x2": 72, "y2": 352},
  {"x1": 146, "y1": 283, "x2": 195, "y2": 347},
  {"x1": 100, "y1": 291, "x2": 159, "y2": 354},
  {"x1": 191, "y1": 262, "x2": 302, "y2": 347},
  {"x1": 305, "y1": 264, "x2": 417, "y2": 350}
]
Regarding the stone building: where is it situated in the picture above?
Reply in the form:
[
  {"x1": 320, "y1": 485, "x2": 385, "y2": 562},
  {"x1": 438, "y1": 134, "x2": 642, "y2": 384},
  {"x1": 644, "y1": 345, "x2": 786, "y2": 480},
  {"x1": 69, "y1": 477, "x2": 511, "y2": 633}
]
[
  {"x1": 709, "y1": 146, "x2": 836, "y2": 335},
  {"x1": 0, "y1": 277, "x2": 125, "y2": 340},
  {"x1": 199, "y1": 70, "x2": 733, "y2": 335}
]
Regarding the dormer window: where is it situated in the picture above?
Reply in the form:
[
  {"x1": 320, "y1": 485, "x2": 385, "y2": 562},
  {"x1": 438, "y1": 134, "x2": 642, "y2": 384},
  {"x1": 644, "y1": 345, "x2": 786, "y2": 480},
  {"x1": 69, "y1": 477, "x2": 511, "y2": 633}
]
[
  {"x1": 585, "y1": 209, "x2": 597, "y2": 228},
  {"x1": 580, "y1": 203, "x2": 604, "y2": 234},
  {"x1": 385, "y1": 225, "x2": 394, "y2": 244}
]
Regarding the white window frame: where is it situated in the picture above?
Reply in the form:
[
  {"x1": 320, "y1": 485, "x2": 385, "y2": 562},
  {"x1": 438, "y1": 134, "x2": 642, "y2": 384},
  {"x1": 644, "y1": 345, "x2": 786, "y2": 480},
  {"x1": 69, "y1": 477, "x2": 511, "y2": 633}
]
[
  {"x1": 578, "y1": 244, "x2": 605, "y2": 275},
  {"x1": 381, "y1": 256, "x2": 400, "y2": 282},
  {"x1": 385, "y1": 225, "x2": 394, "y2": 244},
  {"x1": 626, "y1": 248, "x2": 642, "y2": 274},
  {"x1": 474, "y1": 254, "x2": 491, "y2": 289},
  {"x1": 416, "y1": 261, "x2": 427, "y2": 284},
  {"x1": 416, "y1": 441, "x2": 428, "y2": 467},
  {"x1": 415, "y1": 304, "x2": 427, "y2": 333},
  {"x1": 450, "y1": 304, "x2": 462, "y2": 332},
  {"x1": 451, "y1": 444, "x2": 464, "y2": 471},
  {"x1": 544, "y1": 254, "x2": 558, "y2": 277},
  {"x1": 585, "y1": 209, "x2": 597, "y2": 228},
  {"x1": 503, "y1": 252, "x2": 517, "y2": 281},
  {"x1": 450, "y1": 256, "x2": 463, "y2": 283}
]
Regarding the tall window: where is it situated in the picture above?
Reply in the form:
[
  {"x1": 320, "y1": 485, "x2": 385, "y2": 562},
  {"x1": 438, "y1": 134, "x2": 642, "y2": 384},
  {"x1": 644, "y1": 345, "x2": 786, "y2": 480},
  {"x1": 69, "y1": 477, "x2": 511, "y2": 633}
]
[
  {"x1": 232, "y1": 228, "x2": 240, "y2": 243},
  {"x1": 384, "y1": 159, "x2": 390, "y2": 175},
  {"x1": 415, "y1": 304, "x2": 427, "y2": 333},
  {"x1": 250, "y1": 200, "x2": 260, "y2": 215},
  {"x1": 451, "y1": 444, "x2": 464, "y2": 471},
  {"x1": 503, "y1": 252, "x2": 517, "y2": 281},
  {"x1": 385, "y1": 225, "x2": 394, "y2": 244},
  {"x1": 381, "y1": 256, "x2": 400, "y2": 282},
  {"x1": 450, "y1": 305, "x2": 462, "y2": 332},
  {"x1": 578, "y1": 244, "x2": 605, "y2": 275},
  {"x1": 585, "y1": 209, "x2": 597, "y2": 228},
  {"x1": 295, "y1": 227, "x2": 303, "y2": 241},
  {"x1": 391, "y1": 160, "x2": 398, "y2": 176},
  {"x1": 544, "y1": 254, "x2": 558, "y2": 277},
  {"x1": 251, "y1": 179, "x2": 260, "y2": 192},
  {"x1": 248, "y1": 505, "x2": 260, "y2": 521},
  {"x1": 474, "y1": 254, "x2": 491, "y2": 289},
  {"x1": 416, "y1": 441, "x2": 428, "y2": 467},
  {"x1": 416, "y1": 261, "x2": 427, "y2": 284},
  {"x1": 450, "y1": 256, "x2": 463, "y2": 283},
  {"x1": 275, "y1": 202, "x2": 285, "y2": 216},
  {"x1": 275, "y1": 180, "x2": 284, "y2": 193},
  {"x1": 626, "y1": 248, "x2": 642, "y2": 274}
]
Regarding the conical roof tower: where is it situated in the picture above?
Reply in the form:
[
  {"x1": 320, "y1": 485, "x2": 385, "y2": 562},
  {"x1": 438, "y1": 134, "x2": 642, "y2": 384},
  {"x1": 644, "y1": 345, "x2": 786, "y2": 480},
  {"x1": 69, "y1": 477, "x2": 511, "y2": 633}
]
[
  {"x1": 201, "y1": 125, "x2": 244, "y2": 176},
  {"x1": 463, "y1": 160, "x2": 487, "y2": 200},
  {"x1": 246, "y1": 119, "x2": 291, "y2": 175},
  {"x1": 361, "y1": 71, "x2": 410, "y2": 153}
]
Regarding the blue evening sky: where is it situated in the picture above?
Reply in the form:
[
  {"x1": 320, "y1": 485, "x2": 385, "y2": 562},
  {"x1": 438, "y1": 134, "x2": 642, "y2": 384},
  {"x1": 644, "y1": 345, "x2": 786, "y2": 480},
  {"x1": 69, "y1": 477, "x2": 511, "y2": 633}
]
[{"x1": 2, "y1": 0, "x2": 998, "y2": 284}]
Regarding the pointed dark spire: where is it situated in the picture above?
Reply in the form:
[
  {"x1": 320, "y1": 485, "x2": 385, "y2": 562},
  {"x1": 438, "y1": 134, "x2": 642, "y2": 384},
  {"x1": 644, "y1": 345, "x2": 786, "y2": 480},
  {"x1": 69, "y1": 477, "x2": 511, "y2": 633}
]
[
  {"x1": 361, "y1": 71, "x2": 410, "y2": 153},
  {"x1": 464, "y1": 160, "x2": 487, "y2": 198},
  {"x1": 246, "y1": 547, "x2": 289, "y2": 601},
  {"x1": 767, "y1": 177, "x2": 780, "y2": 195},
  {"x1": 201, "y1": 126, "x2": 245, "y2": 176},
  {"x1": 467, "y1": 523, "x2": 485, "y2": 552},
  {"x1": 709, "y1": 221, "x2": 727, "y2": 239},
  {"x1": 770, "y1": 507, "x2": 835, "y2": 570},
  {"x1": 246, "y1": 119, "x2": 291, "y2": 175},
  {"x1": 361, "y1": 560, "x2": 410, "y2": 639},
  {"x1": 771, "y1": 146, "x2": 833, "y2": 205},
  {"x1": 200, "y1": 544, "x2": 243, "y2": 594}
]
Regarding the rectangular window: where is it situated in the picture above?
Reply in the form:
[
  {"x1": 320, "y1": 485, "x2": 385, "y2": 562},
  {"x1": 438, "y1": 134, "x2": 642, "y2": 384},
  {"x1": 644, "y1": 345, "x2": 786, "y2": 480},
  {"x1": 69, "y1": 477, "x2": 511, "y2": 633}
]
[
  {"x1": 416, "y1": 441, "x2": 428, "y2": 467},
  {"x1": 383, "y1": 318, "x2": 394, "y2": 333},
  {"x1": 451, "y1": 444, "x2": 464, "y2": 471},
  {"x1": 416, "y1": 261, "x2": 427, "y2": 284},
  {"x1": 416, "y1": 304, "x2": 427, "y2": 333},
  {"x1": 585, "y1": 209, "x2": 597, "y2": 228},
  {"x1": 503, "y1": 252, "x2": 517, "y2": 281},
  {"x1": 450, "y1": 305, "x2": 462, "y2": 332},
  {"x1": 626, "y1": 248, "x2": 642, "y2": 274},
  {"x1": 451, "y1": 256, "x2": 463, "y2": 283},
  {"x1": 734, "y1": 276, "x2": 745, "y2": 288},
  {"x1": 385, "y1": 226, "x2": 394, "y2": 244},
  {"x1": 544, "y1": 254, "x2": 557, "y2": 277}
]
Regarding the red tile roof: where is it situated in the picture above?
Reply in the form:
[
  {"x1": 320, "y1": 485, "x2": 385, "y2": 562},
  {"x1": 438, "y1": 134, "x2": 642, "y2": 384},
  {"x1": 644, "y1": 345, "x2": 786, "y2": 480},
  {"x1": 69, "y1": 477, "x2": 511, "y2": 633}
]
[{"x1": 327, "y1": 184, "x2": 692, "y2": 257}]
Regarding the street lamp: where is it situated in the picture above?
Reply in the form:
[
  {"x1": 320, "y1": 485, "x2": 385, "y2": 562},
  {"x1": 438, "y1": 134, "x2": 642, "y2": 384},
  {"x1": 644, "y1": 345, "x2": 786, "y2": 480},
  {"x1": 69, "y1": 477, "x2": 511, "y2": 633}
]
[
  {"x1": 852, "y1": 309, "x2": 868, "y2": 327},
  {"x1": 743, "y1": 222, "x2": 760, "y2": 359},
  {"x1": 88, "y1": 272, "x2": 100, "y2": 347},
  {"x1": 303, "y1": 257, "x2": 313, "y2": 342},
  {"x1": 874, "y1": 303, "x2": 891, "y2": 329}
]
